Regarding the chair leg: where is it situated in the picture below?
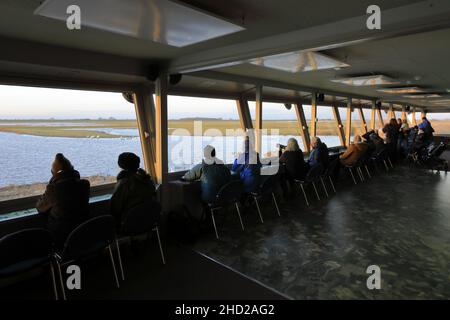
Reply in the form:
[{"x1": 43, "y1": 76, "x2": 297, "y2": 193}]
[
  {"x1": 154, "y1": 226, "x2": 166, "y2": 265},
  {"x1": 50, "y1": 262, "x2": 58, "y2": 300},
  {"x1": 357, "y1": 167, "x2": 364, "y2": 182},
  {"x1": 235, "y1": 202, "x2": 245, "y2": 231},
  {"x1": 115, "y1": 239, "x2": 125, "y2": 281},
  {"x1": 210, "y1": 209, "x2": 219, "y2": 239},
  {"x1": 312, "y1": 182, "x2": 321, "y2": 200},
  {"x1": 253, "y1": 196, "x2": 264, "y2": 223},
  {"x1": 271, "y1": 192, "x2": 281, "y2": 216},
  {"x1": 300, "y1": 183, "x2": 309, "y2": 206},
  {"x1": 108, "y1": 245, "x2": 120, "y2": 289},
  {"x1": 349, "y1": 168, "x2": 357, "y2": 185},
  {"x1": 383, "y1": 160, "x2": 389, "y2": 171},
  {"x1": 388, "y1": 157, "x2": 394, "y2": 168},
  {"x1": 365, "y1": 165, "x2": 372, "y2": 178},
  {"x1": 329, "y1": 176, "x2": 337, "y2": 193},
  {"x1": 56, "y1": 260, "x2": 66, "y2": 300},
  {"x1": 320, "y1": 177, "x2": 329, "y2": 198}
]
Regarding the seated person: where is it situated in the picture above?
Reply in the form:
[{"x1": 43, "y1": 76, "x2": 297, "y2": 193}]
[
  {"x1": 232, "y1": 136, "x2": 262, "y2": 193},
  {"x1": 308, "y1": 137, "x2": 329, "y2": 168},
  {"x1": 280, "y1": 138, "x2": 308, "y2": 180},
  {"x1": 369, "y1": 131, "x2": 386, "y2": 155},
  {"x1": 279, "y1": 138, "x2": 307, "y2": 198},
  {"x1": 183, "y1": 145, "x2": 231, "y2": 204},
  {"x1": 362, "y1": 130, "x2": 376, "y2": 156},
  {"x1": 37, "y1": 153, "x2": 90, "y2": 249},
  {"x1": 340, "y1": 135, "x2": 369, "y2": 166},
  {"x1": 110, "y1": 152, "x2": 159, "y2": 229},
  {"x1": 413, "y1": 128, "x2": 427, "y2": 152}
]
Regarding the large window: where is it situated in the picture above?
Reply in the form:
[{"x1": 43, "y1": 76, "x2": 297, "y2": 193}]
[
  {"x1": 316, "y1": 105, "x2": 342, "y2": 147},
  {"x1": 0, "y1": 85, "x2": 141, "y2": 202},
  {"x1": 168, "y1": 96, "x2": 242, "y2": 172},
  {"x1": 426, "y1": 113, "x2": 450, "y2": 135},
  {"x1": 247, "y1": 102, "x2": 305, "y2": 157}
]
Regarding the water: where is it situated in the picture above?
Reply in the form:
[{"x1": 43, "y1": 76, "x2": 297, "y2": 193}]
[{"x1": 0, "y1": 131, "x2": 341, "y2": 187}]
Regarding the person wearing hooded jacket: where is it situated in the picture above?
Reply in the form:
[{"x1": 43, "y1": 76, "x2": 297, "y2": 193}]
[
  {"x1": 110, "y1": 152, "x2": 159, "y2": 229},
  {"x1": 37, "y1": 153, "x2": 90, "y2": 249},
  {"x1": 183, "y1": 145, "x2": 231, "y2": 203}
]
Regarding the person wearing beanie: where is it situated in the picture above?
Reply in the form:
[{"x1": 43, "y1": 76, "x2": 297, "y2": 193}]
[
  {"x1": 110, "y1": 152, "x2": 159, "y2": 229},
  {"x1": 36, "y1": 153, "x2": 90, "y2": 249}
]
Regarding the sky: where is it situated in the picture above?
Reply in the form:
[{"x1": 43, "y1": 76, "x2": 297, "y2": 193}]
[{"x1": 0, "y1": 84, "x2": 448, "y2": 120}]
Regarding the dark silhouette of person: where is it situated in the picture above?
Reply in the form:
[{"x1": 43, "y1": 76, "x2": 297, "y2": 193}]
[
  {"x1": 37, "y1": 153, "x2": 90, "y2": 249},
  {"x1": 110, "y1": 152, "x2": 160, "y2": 230}
]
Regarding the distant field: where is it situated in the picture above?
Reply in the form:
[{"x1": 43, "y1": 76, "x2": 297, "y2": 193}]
[{"x1": 1, "y1": 119, "x2": 449, "y2": 138}]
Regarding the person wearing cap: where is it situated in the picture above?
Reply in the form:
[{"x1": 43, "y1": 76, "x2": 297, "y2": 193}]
[
  {"x1": 110, "y1": 152, "x2": 158, "y2": 228},
  {"x1": 37, "y1": 153, "x2": 90, "y2": 249},
  {"x1": 183, "y1": 145, "x2": 231, "y2": 203}
]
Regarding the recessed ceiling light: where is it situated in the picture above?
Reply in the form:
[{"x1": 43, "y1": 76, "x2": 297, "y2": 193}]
[
  {"x1": 403, "y1": 94, "x2": 441, "y2": 99},
  {"x1": 34, "y1": 0, "x2": 244, "y2": 47},
  {"x1": 331, "y1": 75, "x2": 398, "y2": 86},
  {"x1": 250, "y1": 51, "x2": 349, "y2": 73},
  {"x1": 377, "y1": 87, "x2": 424, "y2": 94}
]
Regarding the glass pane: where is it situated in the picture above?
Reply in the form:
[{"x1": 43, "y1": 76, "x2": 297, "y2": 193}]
[
  {"x1": 316, "y1": 105, "x2": 342, "y2": 147},
  {"x1": 0, "y1": 85, "x2": 140, "y2": 202},
  {"x1": 248, "y1": 101, "x2": 305, "y2": 157},
  {"x1": 168, "y1": 96, "x2": 241, "y2": 172},
  {"x1": 426, "y1": 113, "x2": 450, "y2": 135}
]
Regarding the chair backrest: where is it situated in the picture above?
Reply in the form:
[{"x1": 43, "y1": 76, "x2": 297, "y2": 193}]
[
  {"x1": 120, "y1": 201, "x2": 161, "y2": 237},
  {"x1": 305, "y1": 164, "x2": 324, "y2": 182},
  {"x1": 258, "y1": 174, "x2": 278, "y2": 195},
  {"x1": 61, "y1": 215, "x2": 116, "y2": 261},
  {"x1": 0, "y1": 228, "x2": 53, "y2": 271},
  {"x1": 214, "y1": 180, "x2": 244, "y2": 204},
  {"x1": 324, "y1": 158, "x2": 339, "y2": 176}
]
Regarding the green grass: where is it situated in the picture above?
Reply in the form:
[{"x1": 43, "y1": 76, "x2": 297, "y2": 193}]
[{"x1": 2, "y1": 119, "x2": 449, "y2": 138}]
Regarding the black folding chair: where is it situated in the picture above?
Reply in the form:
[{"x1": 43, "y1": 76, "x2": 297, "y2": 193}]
[
  {"x1": 371, "y1": 148, "x2": 390, "y2": 172},
  {"x1": 321, "y1": 158, "x2": 339, "y2": 194},
  {"x1": 294, "y1": 164, "x2": 324, "y2": 206},
  {"x1": 118, "y1": 200, "x2": 165, "y2": 281},
  {"x1": 54, "y1": 215, "x2": 122, "y2": 300},
  {"x1": 0, "y1": 228, "x2": 57, "y2": 299},
  {"x1": 251, "y1": 174, "x2": 281, "y2": 220},
  {"x1": 207, "y1": 180, "x2": 244, "y2": 239}
]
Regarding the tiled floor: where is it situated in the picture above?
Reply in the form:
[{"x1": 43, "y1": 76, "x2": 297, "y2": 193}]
[{"x1": 193, "y1": 166, "x2": 450, "y2": 299}]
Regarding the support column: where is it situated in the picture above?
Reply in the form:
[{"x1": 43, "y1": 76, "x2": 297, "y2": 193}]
[
  {"x1": 387, "y1": 103, "x2": 394, "y2": 120},
  {"x1": 411, "y1": 107, "x2": 418, "y2": 126},
  {"x1": 310, "y1": 93, "x2": 318, "y2": 138},
  {"x1": 401, "y1": 106, "x2": 407, "y2": 122},
  {"x1": 377, "y1": 107, "x2": 384, "y2": 128},
  {"x1": 420, "y1": 110, "x2": 427, "y2": 119},
  {"x1": 133, "y1": 87, "x2": 157, "y2": 179},
  {"x1": 345, "y1": 98, "x2": 352, "y2": 147},
  {"x1": 294, "y1": 103, "x2": 311, "y2": 153},
  {"x1": 357, "y1": 107, "x2": 368, "y2": 133},
  {"x1": 155, "y1": 74, "x2": 169, "y2": 187},
  {"x1": 332, "y1": 104, "x2": 346, "y2": 147},
  {"x1": 370, "y1": 100, "x2": 376, "y2": 130},
  {"x1": 255, "y1": 85, "x2": 263, "y2": 154},
  {"x1": 236, "y1": 96, "x2": 253, "y2": 130}
]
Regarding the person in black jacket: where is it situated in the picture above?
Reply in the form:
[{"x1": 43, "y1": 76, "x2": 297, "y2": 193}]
[
  {"x1": 110, "y1": 152, "x2": 159, "y2": 230},
  {"x1": 37, "y1": 153, "x2": 90, "y2": 249},
  {"x1": 279, "y1": 138, "x2": 308, "y2": 198}
]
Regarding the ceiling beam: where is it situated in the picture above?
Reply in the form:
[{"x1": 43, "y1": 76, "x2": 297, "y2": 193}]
[{"x1": 169, "y1": 0, "x2": 450, "y2": 74}]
